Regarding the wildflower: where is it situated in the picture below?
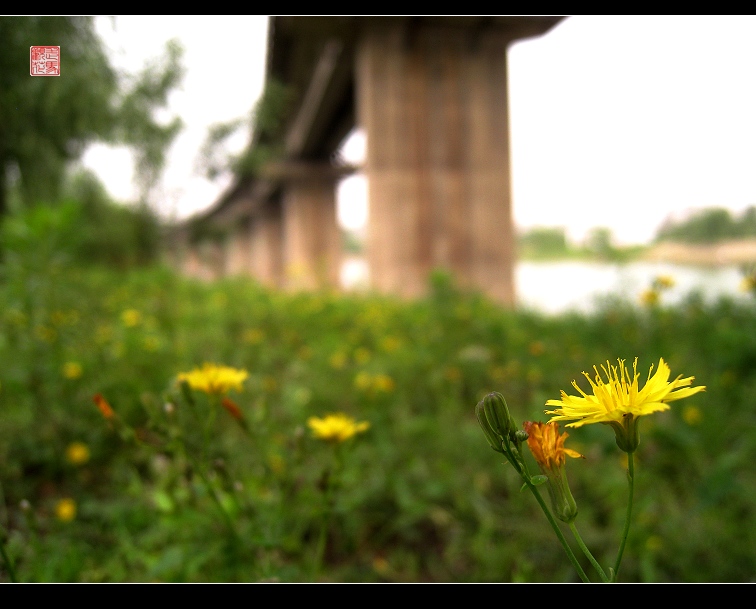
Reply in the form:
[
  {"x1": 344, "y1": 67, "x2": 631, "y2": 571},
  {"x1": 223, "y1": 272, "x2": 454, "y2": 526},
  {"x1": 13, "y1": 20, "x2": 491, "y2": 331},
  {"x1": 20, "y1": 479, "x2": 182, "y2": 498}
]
[
  {"x1": 682, "y1": 405, "x2": 702, "y2": 426},
  {"x1": 524, "y1": 421, "x2": 584, "y2": 523},
  {"x1": 740, "y1": 274, "x2": 756, "y2": 293},
  {"x1": 177, "y1": 363, "x2": 249, "y2": 395},
  {"x1": 221, "y1": 396, "x2": 244, "y2": 421},
  {"x1": 55, "y1": 498, "x2": 76, "y2": 522},
  {"x1": 93, "y1": 393, "x2": 115, "y2": 420},
  {"x1": 63, "y1": 362, "x2": 82, "y2": 379},
  {"x1": 373, "y1": 374, "x2": 395, "y2": 393},
  {"x1": 354, "y1": 371, "x2": 373, "y2": 391},
  {"x1": 121, "y1": 309, "x2": 142, "y2": 327},
  {"x1": 545, "y1": 358, "x2": 705, "y2": 452},
  {"x1": 243, "y1": 328, "x2": 264, "y2": 344},
  {"x1": 639, "y1": 289, "x2": 659, "y2": 306},
  {"x1": 65, "y1": 442, "x2": 90, "y2": 465},
  {"x1": 329, "y1": 352, "x2": 348, "y2": 370},
  {"x1": 654, "y1": 275, "x2": 675, "y2": 290},
  {"x1": 307, "y1": 413, "x2": 370, "y2": 443},
  {"x1": 143, "y1": 336, "x2": 160, "y2": 352}
]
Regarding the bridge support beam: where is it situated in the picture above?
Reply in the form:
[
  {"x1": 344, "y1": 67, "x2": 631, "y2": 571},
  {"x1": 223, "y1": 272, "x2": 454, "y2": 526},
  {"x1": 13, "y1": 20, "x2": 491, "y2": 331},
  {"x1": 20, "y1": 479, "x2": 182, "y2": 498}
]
[
  {"x1": 356, "y1": 23, "x2": 516, "y2": 305},
  {"x1": 280, "y1": 175, "x2": 341, "y2": 291}
]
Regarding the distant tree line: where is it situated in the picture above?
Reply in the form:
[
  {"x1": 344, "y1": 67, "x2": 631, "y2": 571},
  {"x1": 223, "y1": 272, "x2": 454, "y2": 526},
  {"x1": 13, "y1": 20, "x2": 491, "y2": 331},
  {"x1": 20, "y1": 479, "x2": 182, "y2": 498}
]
[{"x1": 655, "y1": 206, "x2": 756, "y2": 244}]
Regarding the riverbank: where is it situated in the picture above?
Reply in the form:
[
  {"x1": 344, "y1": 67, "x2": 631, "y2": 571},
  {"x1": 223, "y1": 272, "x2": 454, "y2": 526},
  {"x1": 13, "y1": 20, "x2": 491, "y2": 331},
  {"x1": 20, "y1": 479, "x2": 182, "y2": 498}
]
[{"x1": 641, "y1": 239, "x2": 756, "y2": 266}]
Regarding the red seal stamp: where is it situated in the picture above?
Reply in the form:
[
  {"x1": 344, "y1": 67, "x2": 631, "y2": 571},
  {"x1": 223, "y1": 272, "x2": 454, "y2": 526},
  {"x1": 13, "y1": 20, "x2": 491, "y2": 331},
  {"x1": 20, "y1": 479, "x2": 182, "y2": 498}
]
[{"x1": 30, "y1": 46, "x2": 61, "y2": 76}]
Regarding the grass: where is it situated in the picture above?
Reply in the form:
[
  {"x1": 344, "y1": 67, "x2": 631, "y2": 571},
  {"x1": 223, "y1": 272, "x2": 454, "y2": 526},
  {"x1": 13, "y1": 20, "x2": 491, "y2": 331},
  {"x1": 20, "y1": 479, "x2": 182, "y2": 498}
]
[{"x1": 0, "y1": 254, "x2": 753, "y2": 582}]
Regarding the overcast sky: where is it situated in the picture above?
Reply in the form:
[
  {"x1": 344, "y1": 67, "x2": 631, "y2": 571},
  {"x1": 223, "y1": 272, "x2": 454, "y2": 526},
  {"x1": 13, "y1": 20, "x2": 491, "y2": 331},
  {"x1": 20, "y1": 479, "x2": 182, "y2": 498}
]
[{"x1": 82, "y1": 16, "x2": 756, "y2": 245}]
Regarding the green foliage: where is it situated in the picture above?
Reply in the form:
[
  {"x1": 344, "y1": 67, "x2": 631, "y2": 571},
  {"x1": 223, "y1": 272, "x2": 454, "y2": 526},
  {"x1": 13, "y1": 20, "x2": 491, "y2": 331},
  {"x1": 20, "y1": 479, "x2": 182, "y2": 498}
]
[
  {"x1": 197, "y1": 79, "x2": 294, "y2": 182},
  {"x1": 655, "y1": 206, "x2": 756, "y2": 244},
  {"x1": 0, "y1": 17, "x2": 184, "y2": 213},
  {"x1": 0, "y1": 170, "x2": 160, "y2": 269},
  {"x1": 518, "y1": 227, "x2": 569, "y2": 259},
  {"x1": 518, "y1": 226, "x2": 644, "y2": 262},
  {"x1": 0, "y1": 234, "x2": 754, "y2": 581}
]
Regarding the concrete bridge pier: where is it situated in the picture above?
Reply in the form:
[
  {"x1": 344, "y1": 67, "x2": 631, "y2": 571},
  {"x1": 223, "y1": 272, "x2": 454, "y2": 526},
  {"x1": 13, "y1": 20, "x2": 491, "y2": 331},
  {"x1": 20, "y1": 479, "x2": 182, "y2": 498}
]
[
  {"x1": 356, "y1": 23, "x2": 516, "y2": 305},
  {"x1": 249, "y1": 206, "x2": 284, "y2": 288},
  {"x1": 275, "y1": 163, "x2": 343, "y2": 291}
]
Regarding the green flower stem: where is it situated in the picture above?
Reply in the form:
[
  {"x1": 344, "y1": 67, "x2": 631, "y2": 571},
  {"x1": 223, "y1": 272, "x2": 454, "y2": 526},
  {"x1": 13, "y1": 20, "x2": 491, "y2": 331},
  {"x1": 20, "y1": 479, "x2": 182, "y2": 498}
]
[
  {"x1": 523, "y1": 478, "x2": 591, "y2": 583},
  {"x1": 0, "y1": 525, "x2": 17, "y2": 583},
  {"x1": 568, "y1": 521, "x2": 609, "y2": 582},
  {"x1": 612, "y1": 451, "x2": 635, "y2": 582},
  {"x1": 311, "y1": 444, "x2": 344, "y2": 582}
]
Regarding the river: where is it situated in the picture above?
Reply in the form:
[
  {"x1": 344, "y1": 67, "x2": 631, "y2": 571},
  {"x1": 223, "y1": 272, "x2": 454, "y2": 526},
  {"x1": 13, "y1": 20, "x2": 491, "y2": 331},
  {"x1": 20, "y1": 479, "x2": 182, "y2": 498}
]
[{"x1": 341, "y1": 258, "x2": 752, "y2": 315}]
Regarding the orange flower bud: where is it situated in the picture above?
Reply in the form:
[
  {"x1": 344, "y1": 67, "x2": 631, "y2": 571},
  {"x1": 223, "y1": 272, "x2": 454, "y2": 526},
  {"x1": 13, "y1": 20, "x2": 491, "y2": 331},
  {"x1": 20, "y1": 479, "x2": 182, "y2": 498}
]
[
  {"x1": 221, "y1": 397, "x2": 244, "y2": 421},
  {"x1": 93, "y1": 393, "x2": 115, "y2": 420}
]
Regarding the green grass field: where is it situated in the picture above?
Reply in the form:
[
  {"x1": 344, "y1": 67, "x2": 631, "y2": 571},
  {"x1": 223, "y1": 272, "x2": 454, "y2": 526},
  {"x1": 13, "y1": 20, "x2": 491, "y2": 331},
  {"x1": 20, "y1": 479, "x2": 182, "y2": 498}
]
[{"x1": 0, "y1": 243, "x2": 753, "y2": 581}]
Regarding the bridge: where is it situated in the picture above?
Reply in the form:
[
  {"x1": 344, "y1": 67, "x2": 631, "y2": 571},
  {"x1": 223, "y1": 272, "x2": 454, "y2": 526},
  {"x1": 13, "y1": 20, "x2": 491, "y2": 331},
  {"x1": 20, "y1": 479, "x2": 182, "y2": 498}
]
[{"x1": 168, "y1": 16, "x2": 564, "y2": 305}]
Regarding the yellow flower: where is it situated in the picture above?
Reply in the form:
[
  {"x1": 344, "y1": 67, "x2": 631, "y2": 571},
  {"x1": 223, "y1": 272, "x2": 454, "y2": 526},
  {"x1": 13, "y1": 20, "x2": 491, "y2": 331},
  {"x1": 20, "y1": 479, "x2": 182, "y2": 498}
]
[
  {"x1": 640, "y1": 289, "x2": 660, "y2": 306},
  {"x1": 63, "y1": 361, "x2": 82, "y2": 379},
  {"x1": 740, "y1": 275, "x2": 756, "y2": 293},
  {"x1": 307, "y1": 413, "x2": 370, "y2": 443},
  {"x1": 65, "y1": 442, "x2": 90, "y2": 465},
  {"x1": 523, "y1": 421, "x2": 583, "y2": 523},
  {"x1": 55, "y1": 498, "x2": 76, "y2": 522},
  {"x1": 682, "y1": 405, "x2": 702, "y2": 426},
  {"x1": 654, "y1": 275, "x2": 675, "y2": 289},
  {"x1": 121, "y1": 309, "x2": 142, "y2": 327},
  {"x1": 177, "y1": 363, "x2": 249, "y2": 395},
  {"x1": 545, "y1": 358, "x2": 705, "y2": 452}
]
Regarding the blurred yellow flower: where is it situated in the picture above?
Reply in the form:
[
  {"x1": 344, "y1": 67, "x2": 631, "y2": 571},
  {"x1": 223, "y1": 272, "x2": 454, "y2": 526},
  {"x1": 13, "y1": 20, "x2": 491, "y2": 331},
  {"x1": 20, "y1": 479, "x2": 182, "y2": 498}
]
[
  {"x1": 55, "y1": 498, "x2": 76, "y2": 522},
  {"x1": 307, "y1": 413, "x2": 370, "y2": 443},
  {"x1": 354, "y1": 371, "x2": 373, "y2": 391},
  {"x1": 63, "y1": 362, "x2": 82, "y2": 380},
  {"x1": 329, "y1": 352, "x2": 348, "y2": 370},
  {"x1": 66, "y1": 442, "x2": 90, "y2": 465},
  {"x1": 35, "y1": 325, "x2": 56, "y2": 342},
  {"x1": 373, "y1": 374, "x2": 395, "y2": 393},
  {"x1": 243, "y1": 328, "x2": 264, "y2": 344},
  {"x1": 121, "y1": 309, "x2": 142, "y2": 327},
  {"x1": 177, "y1": 363, "x2": 248, "y2": 395},
  {"x1": 740, "y1": 275, "x2": 756, "y2": 292},
  {"x1": 682, "y1": 405, "x2": 702, "y2": 426},
  {"x1": 654, "y1": 275, "x2": 675, "y2": 289},
  {"x1": 380, "y1": 336, "x2": 402, "y2": 353},
  {"x1": 640, "y1": 289, "x2": 659, "y2": 306},
  {"x1": 143, "y1": 336, "x2": 160, "y2": 352}
]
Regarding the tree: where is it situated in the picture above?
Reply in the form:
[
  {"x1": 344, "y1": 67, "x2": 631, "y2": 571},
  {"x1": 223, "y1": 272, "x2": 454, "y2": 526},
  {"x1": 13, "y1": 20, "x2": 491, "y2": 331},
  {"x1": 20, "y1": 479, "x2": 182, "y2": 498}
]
[{"x1": 0, "y1": 16, "x2": 184, "y2": 215}]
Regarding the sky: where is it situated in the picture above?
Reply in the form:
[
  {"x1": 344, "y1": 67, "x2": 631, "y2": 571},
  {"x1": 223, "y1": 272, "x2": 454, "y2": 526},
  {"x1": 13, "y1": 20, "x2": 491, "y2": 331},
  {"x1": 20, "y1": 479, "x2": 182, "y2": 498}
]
[{"x1": 83, "y1": 15, "x2": 756, "y2": 246}]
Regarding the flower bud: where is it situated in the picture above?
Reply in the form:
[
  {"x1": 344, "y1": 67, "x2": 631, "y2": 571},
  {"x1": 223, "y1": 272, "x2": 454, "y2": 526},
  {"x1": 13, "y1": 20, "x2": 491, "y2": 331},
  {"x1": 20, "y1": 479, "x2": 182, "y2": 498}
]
[{"x1": 476, "y1": 392, "x2": 517, "y2": 453}]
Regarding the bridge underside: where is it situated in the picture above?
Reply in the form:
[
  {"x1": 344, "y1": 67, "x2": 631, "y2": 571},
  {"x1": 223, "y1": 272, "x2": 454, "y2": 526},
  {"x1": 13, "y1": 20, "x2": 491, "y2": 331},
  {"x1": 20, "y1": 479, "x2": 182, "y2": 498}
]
[{"x1": 169, "y1": 17, "x2": 563, "y2": 306}]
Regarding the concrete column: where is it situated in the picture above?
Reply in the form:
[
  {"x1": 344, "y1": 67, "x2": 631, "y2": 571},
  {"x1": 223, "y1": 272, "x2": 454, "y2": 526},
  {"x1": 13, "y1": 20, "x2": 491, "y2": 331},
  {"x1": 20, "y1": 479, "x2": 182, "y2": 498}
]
[
  {"x1": 250, "y1": 206, "x2": 284, "y2": 288},
  {"x1": 280, "y1": 176, "x2": 341, "y2": 291},
  {"x1": 356, "y1": 23, "x2": 515, "y2": 305},
  {"x1": 224, "y1": 217, "x2": 254, "y2": 277}
]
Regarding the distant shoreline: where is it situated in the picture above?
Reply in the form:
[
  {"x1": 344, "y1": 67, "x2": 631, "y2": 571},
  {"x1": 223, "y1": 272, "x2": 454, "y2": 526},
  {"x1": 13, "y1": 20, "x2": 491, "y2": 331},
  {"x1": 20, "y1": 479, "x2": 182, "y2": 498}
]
[{"x1": 641, "y1": 239, "x2": 756, "y2": 266}]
